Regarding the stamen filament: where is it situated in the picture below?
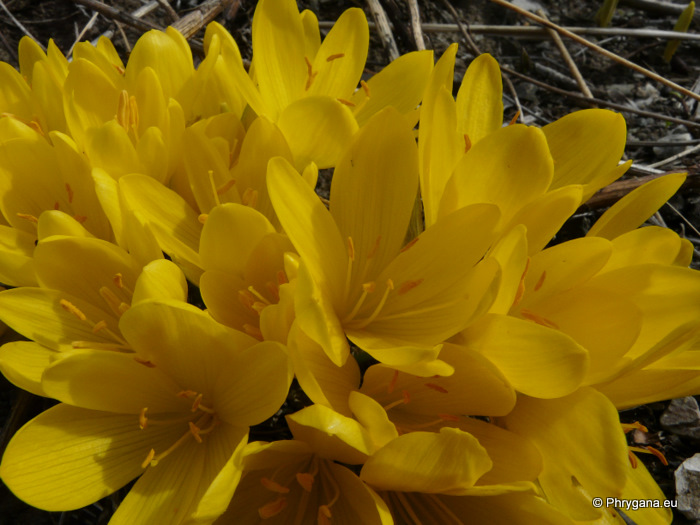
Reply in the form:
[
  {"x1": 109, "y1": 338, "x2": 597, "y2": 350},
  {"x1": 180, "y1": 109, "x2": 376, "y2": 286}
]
[
  {"x1": 341, "y1": 282, "x2": 373, "y2": 323},
  {"x1": 248, "y1": 286, "x2": 271, "y2": 305},
  {"x1": 208, "y1": 170, "x2": 222, "y2": 207},
  {"x1": 353, "y1": 279, "x2": 394, "y2": 329}
]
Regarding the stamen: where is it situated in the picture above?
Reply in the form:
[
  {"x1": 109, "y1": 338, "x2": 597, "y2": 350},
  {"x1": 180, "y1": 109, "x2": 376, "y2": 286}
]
[
  {"x1": 400, "y1": 237, "x2": 419, "y2": 253},
  {"x1": 464, "y1": 134, "x2": 472, "y2": 153},
  {"x1": 629, "y1": 446, "x2": 668, "y2": 465},
  {"x1": 113, "y1": 273, "x2": 134, "y2": 297},
  {"x1": 534, "y1": 271, "x2": 546, "y2": 291},
  {"x1": 622, "y1": 421, "x2": 649, "y2": 433},
  {"x1": 190, "y1": 393, "x2": 216, "y2": 414},
  {"x1": 262, "y1": 477, "x2": 290, "y2": 494},
  {"x1": 71, "y1": 341, "x2": 131, "y2": 351},
  {"x1": 243, "y1": 324, "x2": 264, "y2": 339},
  {"x1": 353, "y1": 279, "x2": 394, "y2": 329},
  {"x1": 326, "y1": 53, "x2": 345, "y2": 61},
  {"x1": 266, "y1": 281, "x2": 280, "y2": 302},
  {"x1": 188, "y1": 421, "x2": 203, "y2": 443},
  {"x1": 366, "y1": 235, "x2": 381, "y2": 259},
  {"x1": 53, "y1": 201, "x2": 60, "y2": 210},
  {"x1": 520, "y1": 309, "x2": 559, "y2": 329},
  {"x1": 242, "y1": 187, "x2": 259, "y2": 208},
  {"x1": 438, "y1": 413, "x2": 460, "y2": 422},
  {"x1": 16, "y1": 212, "x2": 39, "y2": 224},
  {"x1": 259, "y1": 497, "x2": 287, "y2": 519},
  {"x1": 361, "y1": 80, "x2": 370, "y2": 97},
  {"x1": 147, "y1": 429, "x2": 196, "y2": 467},
  {"x1": 72, "y1": 215, "x2": 87, "y2": 224},
  {"x1": 139, "y1": 407, "x2": 148, "y2": 429},
  {"x1": 248, "y1": 286, "x2": 271, "y2": 305},
  {"x1": 383, "y1": 390, "x2": 410, "y2": 411},
  {"x1": 277, "y1": 270, "x2": 288, "y2": 285},
  {"x1": 91, "y1": 320, "x2": 108, "y2": 333},
  {"x1": 99, "y1": 286, "x2": 126, "y2": 317},
  {"x1": 341, "y1": 281, "x2": 374, "y2": 323},
  {"x1": 509, "y1": 110, "x2": 521, "y2": 126},
  {"x1": 60, "y1": 299, "x2": 86, "y2": 321},
  {"x1": 28, "y1": 121, "x2": 44, "y2": 136},
  {"x1": 511, "y1": 258, "x2": 530, "y2": 308},
  {"x1": 628, "y1": 450, "x2": 638, "y2": 469},
  {"x1": 216, "y1": 178, "x2": 236, "y2": 195},
  {"x1": 318, "y1": 506, "x2": 332, "y2": 525},
  {"x1": 388, "y1": 370, "x2": 399, "y2": 394},
  {"x1": 116, "y1": 90, "x2": 129, "y2": 130},
  {"x1": 398, "y1": 279, "x2": 423, "y2": 296},
  {"x1": 342, "y1": 237, "x2": 355, "y2": 305},
  {"x1": 252, "y1": 302, "x2": 267, "y2": 315},
  {"x1": 198, "y1": 214, "x2": 208, "y2": 224},
  {"x1": 207, "y1": 171, "x2": 222, "y2": 207},
  {"x1": 296, "y1": 472, "x2": 314, "y2": 492},
  {"x1": 115, "y1": 64, "x2": 125, "y2": 75},
  {"x1": 304, "y1": 56, "x2": 317, "y2": 91},
  {"x1": 337, "y1": 98, "x2": 355, "y2": 107},
  {"x1": 425, "y1": 383, "x2": 448, "y2": 394},
  {"x1": 141, "y1": 448, "x2": 156, "y2": 469}
]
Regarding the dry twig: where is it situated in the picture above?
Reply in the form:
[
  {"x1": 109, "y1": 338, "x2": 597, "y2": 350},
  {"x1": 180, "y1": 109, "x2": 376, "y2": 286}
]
[
  {"x1": 490, "y1": 0, "x2": 700, "y2": 102},
  {"x1": 366, "y1": 0, "x2": 400, "y2": 61},
  {"x1": 0, "y1": 0, "x2": 44, "y2": 51},
  {"x1": 407, "y1": 0, "x2": 425, "y2": 50},
  {"x1": 72, "y1": 0, "x2": 161, "y2": 33}
]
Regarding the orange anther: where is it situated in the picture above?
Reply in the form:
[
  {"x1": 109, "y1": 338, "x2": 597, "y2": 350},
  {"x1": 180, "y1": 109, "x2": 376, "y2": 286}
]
[
  {"x1": 337, "y1": 98, "x2": 355, "y2": 107},
  {"x1": 73, "y1": 215, "x2": 87, "y2": 223},
  {"x1": 243, "y1": 324, "x2": 263, "y2": 339},
  {"x1": 367, "y1": 235, "x2": 381, "y2": 259},
  {"x1": 134, "y1": 357, "x2": 156, "y2": 368},
  {"x1": 361, "y1": 80, "x2": 370, "y2": 97},
  {"x1": 362, "y1": 281, "x2": 376, "y2": 293},
  {"x1": 241, "y1": 187, "x2": 259, "y2": 208},
  {"x1": 216, "y1": 179, "x2": 236, "y2": 195},
  {"x1": 65, "y1": 183, "x2": 74, "y2": 204},
  {"x1": 262, "y1": 477, "x2": 290, "y2": 493},
  {"x1": 439, "y1": 413, "x2": 460, "y2": 422},
  {"x1": 628, "y1": 450, "x2": 638, "y2": 469},
  {"x1": 188, "y1": 421, "x2": 203, "y2": 443},
  {"x1": 464, "y1": 133, "x2": 472, "y2": 153},
  {"x1": 318, "y1": 505, "x2": 332, "y2": 524},
  {"x1": 141, "y1": 448, "x2": 156, "y2": 468},
  {"x1": 347, "y1": 237, "x2": 356, "y2": 261},
  {"x1": 402, "y1": 389, "x2": 411, "y2": 404},
  {"x1": 534, "y1": 271, "x2": 546, "y2": 291},
  {"x1": 296, "y1": 472, "x2": 314, "y2": 492},
  {"x1": 198, "y1": 214, "x2": 208, "y2": 224},
  {"x1": 520, "y1": 309, "x2": 559, "y2": 329},
  {"x1": 16, "y1": 212, "x2": 38, "y2": 223},
  {"x1": 388, "y1": 369, "x2": 399, "y2": 394},
  {"x1": 304, "y1": 56, "x2": 317, "y2": 91},
  {"x1": 277, "y1": 270, "x2": 288, "y2": 285},
  {"x1": 509, "y1": 110, "x2": 521, "y2": 126},
  {"x1": 326, "y1": 53, "x2": 345, "y2": 61},
  {"x1": 259, "y1": 497, "x2": 287, "y2": 519},
  {"x1": 53, "y1": 201, "x2": 60, "y2": 210},
  {"x1": 398, "y1": 279, "x2": 423, "y2": 295},
  {"x1": 177, "y1": 390, "x2": 197, "y2": 399},
  {"x1": 191, "y1": 393, "x2": 204, "y2": 412},
  {"x1": 92, "y1": 320, "x2": 108, "y2": 334},
  {"x1": 60, "y1": 299, "x2": 87, "y2": 321},
  {"x1": 424, "y1": 383, "x2": 448, "y2": 394}
]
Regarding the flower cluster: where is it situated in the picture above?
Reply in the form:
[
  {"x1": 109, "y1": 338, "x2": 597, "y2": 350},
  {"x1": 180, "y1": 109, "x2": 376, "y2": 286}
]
[{"x1": 0, "y1": 0, "x2": 698, "y2": 524}]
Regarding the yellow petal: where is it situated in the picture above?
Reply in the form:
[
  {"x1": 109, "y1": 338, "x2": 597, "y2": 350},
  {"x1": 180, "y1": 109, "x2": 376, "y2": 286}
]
[
  {"x1": 440, "y1": 124, "x2": 553, "y2": 224},
  {"x1": 0, "y1": 62, "x2": 33, "y2": 120},
  {"x1": 277, "y1": 96, "x2": 358, "y2": 169},
  {"x1": 0, "y1": 225, "x2": 36, "y2": 286},
  {"x1": 85, "y1": 121, "x2": 141, "y2": 179},
  {"x1": 300, "y1": 9, "x2": 322, "y2": 58},
  {"x1": 308, "y1": 8, "x2": 368, "y2": 99},
  {"x1": 487, "y1": 224, "x2": 528, "y2": 315},
  {"x1": 361, "y1": 427, "x2": 492, "y2": 493},
  {"x1": 0, "y1": 341, "x2": 54, "y2": 396},
  {"x1": 0, "y1": 405, "x2": 181, "y2": 511},
  {"x1": 252, "y1": 0, "x2": 306, "y2": 117},
  {"x1": 286, "y1": 404, "x2": 374, "y2": 464},
  {"x1": 348, "y1": 391, "x2": 399, "y2": 450},
  {"x1": 0, "y1": 288, "x2": 120, "y2": 351},
  {"x1": 268, "y1": 156, "x2": 346, "y2": 300},
  {"x1": 456, "y1": 53, "x2": 503, "y2": 144},
  {"x1": 350, "y1": 50, "x2": 433, "y2": 127},
  {"x1": 543, "y1": 109, "x2": 626, "y2": 197},
  {"x1": 464, "y1": 314, "x2": 589, "y2": 398},
  {"x1": 586, "y1": 172, "x2": 686, "y2": 239},
  {"x1": 503, "y1": 388, "x2": 629, "y2": 521},
  {"x1": 330, "y1": 106, "x2": 418, "y2": 286},
  {"x1": 110, "y1": 423, "x2": 247, "y2": 525},
  {"x1": 132, "y1": 259, "x2": 188, "y2": 305},
  {"x1": 288, "y1": 322, "x2": 360, "y2": 417}
]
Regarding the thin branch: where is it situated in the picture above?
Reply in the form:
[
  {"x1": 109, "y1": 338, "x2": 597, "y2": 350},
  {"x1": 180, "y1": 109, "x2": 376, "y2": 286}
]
[
  {"x1": 67, "y1": 10, "x2": 99, "y2": 58},
  {"x1": 406, "y1": 0, "x2": 425, "y2": 50},
  {"x1": 537, "y1": 9, "x2": 595, "y2": 101},
  {"x1": 72, "y1": 0, "x2": 161, "y2": 33},
  {"x1": 366, "y1": 0, "x2": 400, "y2": 61},
  {"x1": 489, "y1": 0, "x2": 700, "y2": 102}
]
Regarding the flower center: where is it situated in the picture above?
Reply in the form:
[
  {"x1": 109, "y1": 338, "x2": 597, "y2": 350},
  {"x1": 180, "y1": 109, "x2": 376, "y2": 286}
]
[
  {"x1": 258, "y1": 458, "x2": 340, "y2": 524},
  {"x1": 116, "y1": 90, "x2": 139, "y2": 140},
  {"x1": 139, "y1": 390, "x2": 219, "y2": 468}
]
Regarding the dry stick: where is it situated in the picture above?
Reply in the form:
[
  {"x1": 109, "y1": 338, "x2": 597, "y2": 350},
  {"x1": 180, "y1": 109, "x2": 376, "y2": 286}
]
[
  {"x1": 67, "y1": 10, "x2": 99, "y2": 58},
  {"x1": 407, "y1": 0, "x2": 426, "y2": 50},
  {"x1": 171, "y1": 0, "x2": 232, "y2": 40},
  {"x1": 318, "y1": 21, "x2": 700, "y2": 41},
  {"x1": 156, "y1": 0, "x2": 180, "y2": 23},
  {"x1": 366, "y1": 0, "x2": 400, "y2": 61},
  {"x1": 620, "y1": 0, "x2": 700, "y2": 25},
  {"x1": 72, "y1": 0, "x2": 161, "y2": 33},
  {"x1": 537, "y1": 9, "x2": 595, "y2": 101},
  {"x1": 0, "y1": 0, "x2": 44, "y2": 51},
  {"x1": 490, "y1": 0, "x2": 700, "y2": 103},
  {"x1": 439, "y1": 0, "x2": 524, "y2": 123},
  {"x1": 648, "y1": 142, "x2": 700, "y2": 169},
  {"x1": 500, "y1": 64, "x2": 700, "y2": 128}
]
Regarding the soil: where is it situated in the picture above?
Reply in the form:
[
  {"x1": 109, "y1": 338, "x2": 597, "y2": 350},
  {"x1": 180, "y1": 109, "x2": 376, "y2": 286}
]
[{"x1": 0, "y1": 0, "x2": 699, "y2": 523}]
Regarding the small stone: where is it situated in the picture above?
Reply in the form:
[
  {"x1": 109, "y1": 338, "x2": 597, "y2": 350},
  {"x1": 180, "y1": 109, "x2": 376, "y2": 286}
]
[
  {"x1": 676, "y1": 454, "x2": 700, "y2": 520},
  {"x1": 661, "y1": 397, "x2": 700, "y2": 441}
]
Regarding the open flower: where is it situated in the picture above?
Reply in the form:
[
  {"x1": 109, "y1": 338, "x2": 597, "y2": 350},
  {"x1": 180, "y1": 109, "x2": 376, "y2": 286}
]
[
  {"x1": 0, "y1": 300, "x2": 290, "y2": 523},
  {"x1": 269, "y1": 107, "x2": 501, "y2": 374}
]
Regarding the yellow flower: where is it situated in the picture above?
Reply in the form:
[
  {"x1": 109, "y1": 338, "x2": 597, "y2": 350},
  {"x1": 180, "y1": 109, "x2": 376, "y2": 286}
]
[
  {"x1": 269, "y1": 107, "x2": 501, "y2": 374},
  {"x1": 0, "y1": 300, "x2": 290, "y2": 523}
]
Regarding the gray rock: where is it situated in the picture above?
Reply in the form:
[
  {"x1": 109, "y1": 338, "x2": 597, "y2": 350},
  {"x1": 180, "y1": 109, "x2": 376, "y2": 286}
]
[
  {"x1": 661, "y1": 397, "x2": 700, "y2": 441},
  {"x1": 676, "y1": 454, "x2": 700, "y2": 520}
]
